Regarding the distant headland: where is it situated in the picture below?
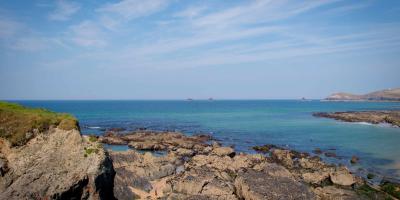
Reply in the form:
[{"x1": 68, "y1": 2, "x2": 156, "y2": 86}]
[{"x1": 324, "y1": 88, "x2": 400, "y2": 101}]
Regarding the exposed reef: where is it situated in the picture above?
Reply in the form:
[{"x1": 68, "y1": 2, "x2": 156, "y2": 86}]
[{"x1": 313, "y1": 110, "x2": 400, "y2": 127}]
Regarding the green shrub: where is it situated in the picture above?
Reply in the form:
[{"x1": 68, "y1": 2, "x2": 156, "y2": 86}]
[
  {"x1": 367, "y1": 173, "x2": 375, "y2": 179},
  {"x1": 88, "y1": 135, "x2": 97, "y2": 142},
  {"x1": 0, "y1": 101, "x2": 79, "y2": 146},
  {"x1": 381, "y1": 182, "x2": 400, "y2": 199},
  {"x1": 356, "y1": 184, "x2": 378, "y2": 198},
  {"x1": 85, "y1": 148, "x2": 99, "y2": 155}
]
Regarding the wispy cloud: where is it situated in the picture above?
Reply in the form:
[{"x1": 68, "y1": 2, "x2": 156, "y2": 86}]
[
  {"x1": 49, "y1": 0, "x2": 80, "y2": 21},
  {"x1": 69, "y1": 20, "x2": 106, "y2": 47},
  {"x1": 97, "y1": 0, "x2": 170, "y2": 20},
  {"x1": 174, "y1": 5, "x2": 207, "y2": 18},
  {"x1": 0, "y1": 17, "x2": 22, "y2": 38},
  {"x1": 2, "y1": 0, "x2": 399, "y2": 70},
  {"x1": 11, "y1": 37, "x2": 49, "y2": 51}
]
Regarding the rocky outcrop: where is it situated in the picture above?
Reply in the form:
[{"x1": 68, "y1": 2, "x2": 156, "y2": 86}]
[
  {"x1": 313, "y1": 111, "x2": 400, "y2": 127},
  {"x1": 325, "y1": 88, "x2": 400, "y2": 101},
  {"x1": 99, "y1": 131, "x2": 211, "y2": 152},
  {"x1": 102, "y1": 131, "x2": 394, "y2": 200},
  {"x1": 0, "y1": 128, "x2": 115, "y2": 199}
]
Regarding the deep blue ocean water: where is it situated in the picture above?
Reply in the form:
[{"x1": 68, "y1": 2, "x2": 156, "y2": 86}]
[{"x1": 12, "y1": 100, "x2": 400, "y2": 181}]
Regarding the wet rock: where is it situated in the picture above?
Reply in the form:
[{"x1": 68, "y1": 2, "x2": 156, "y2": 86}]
[
  {"x1": 252, "y1": 144, "x2": 277, "y2": 153},
  {"x1": 351, "y1": 155, "x2": 359, "y2": 164},
  {"x1": 313, "y1": 148, "x2": 322, "y2": 154},
  {"x1": 324, "y1": 152, "x2": 337, "y2": 158},
  {"x1": 98, "y1": 135, "x2": 127, "y2": 145},
  {"x1": 212, "y1": 147, "x2": 235, "y2": 157},
  {"x1": 313, "y1": 111, "x2": 400, "y2": 127},
  {"x1": 128, "y1": 141, "x2": 166, "y2": 150},
  {"x1": 330, "y1": 167, "x2": 356, "y2": 186},
  {"x1": 108, "y1": 127, "x2": 126, "y2": 132},
  {"x1": 101, "y1": 131, "x2": 211, "y2": 152},
  {"x1": 234, "y1": 169, "x2": 316, "y2": 200}
]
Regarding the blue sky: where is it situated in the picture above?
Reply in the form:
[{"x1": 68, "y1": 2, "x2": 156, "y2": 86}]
[{"x1": 0, "y1": 0, "x2": 400, "y2": 100}]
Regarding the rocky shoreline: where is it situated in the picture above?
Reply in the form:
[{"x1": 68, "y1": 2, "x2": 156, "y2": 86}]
[
  {"x1": 2, "y1": 101, "x2": 400, "y2": 199},
  {"x1": 97, "y1": 130, "x2": 400, "y2": 199},
  {"x1": 313, "y1": 111, "x2": 400, "y2": 127}
]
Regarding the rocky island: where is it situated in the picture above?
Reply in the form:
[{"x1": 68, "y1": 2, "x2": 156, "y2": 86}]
[
  {"x1": 1, "y1": 101, "x2": 400, "y2": 199},
  {"x1": 324, "y1": 88, "x2": 400, "y2": 101},
  {"x1": 313, "y1": 111, "x2": 400, "y2": 127}
]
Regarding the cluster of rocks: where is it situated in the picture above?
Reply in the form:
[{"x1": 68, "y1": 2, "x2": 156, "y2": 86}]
[
  {"x1": 103, "y1": 131, "x2": 395, "y2": 200},
  {"x1": 313, "y1": 111, "x2": 400, "y2": 127}
]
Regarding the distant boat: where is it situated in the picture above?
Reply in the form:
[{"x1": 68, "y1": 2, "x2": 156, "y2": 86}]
[
  {"x1": 208, "y1": 98, "x2": 214, "y2": 101},
  {"x1": 301, "y1": 97, "x2": 311, "y2": 101},
  {"x1": 187, "y1": 98, "x2": 193, "y2": 101}
]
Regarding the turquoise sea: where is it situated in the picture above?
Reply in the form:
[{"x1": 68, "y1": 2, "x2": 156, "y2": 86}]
[{"x1": 13, "y1": 100, "x2": 400, "y2": 181}]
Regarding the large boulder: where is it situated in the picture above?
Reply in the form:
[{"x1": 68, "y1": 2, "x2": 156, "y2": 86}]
[
  {"x1": 0, "y1": 128, "x2": 115, "y2": 199},
  {"x1": 330, "y1": 167, "x2": 356, "y2": 186}
]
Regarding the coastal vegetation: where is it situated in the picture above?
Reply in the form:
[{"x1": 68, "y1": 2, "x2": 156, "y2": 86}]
[{"x1": 0, "y1": 101, "x2": 79, "y2": 146}]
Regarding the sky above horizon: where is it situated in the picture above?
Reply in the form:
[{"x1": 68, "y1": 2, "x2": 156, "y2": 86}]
[{"x1": 1, "y1": 0, "x2": 400, "y2": 100}]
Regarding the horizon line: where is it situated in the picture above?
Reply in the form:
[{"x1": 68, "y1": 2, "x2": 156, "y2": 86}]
[{"x1": 2, "y1": 98, "x2": 322, "y2": 101}]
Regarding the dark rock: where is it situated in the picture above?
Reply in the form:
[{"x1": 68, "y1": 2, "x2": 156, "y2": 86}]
[
  {"x1": 108, "y1": 127, "x2": 126, "y2": 132},
  {"x1": 350, "y1": 155, "x2": 359, "y2": 164},
  {"x1": 0, "y1": 157, "x2": 8, "y2": 176},
  {"x1": 252, "y1": 144, "x2": 277, "y2": 153},
  {"x1": 324, "y1": 152, "x2": 337, "y2": 158},
  {"x1": 313, "y1": 148, "x2": 322, "y2": 154}
]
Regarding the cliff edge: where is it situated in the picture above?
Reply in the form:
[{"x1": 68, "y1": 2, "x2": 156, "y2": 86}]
[{"x1": 0, "y1": 102, "x2": 115, "y2": 199}]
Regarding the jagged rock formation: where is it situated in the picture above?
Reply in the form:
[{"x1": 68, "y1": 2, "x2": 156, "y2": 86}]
[
  {"x1": 0, "y1": 128, "x2": 115, "y2": 199},
  {"x1": 325, "y1": 88, "x2": 400, "y2": 101}
]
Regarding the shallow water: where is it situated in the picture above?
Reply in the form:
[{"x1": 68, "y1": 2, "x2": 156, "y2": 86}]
[{"x1": 13, "y1": 100, "x2": 400, "y2": 180}]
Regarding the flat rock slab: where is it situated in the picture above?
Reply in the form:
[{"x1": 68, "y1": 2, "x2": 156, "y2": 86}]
[{"x1": 235, "y1": 169, "x2": 316, "y2": 200}]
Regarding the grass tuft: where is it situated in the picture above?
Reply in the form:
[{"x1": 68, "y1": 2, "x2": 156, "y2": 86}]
[{"x1": 0, "y1": 101, "x2": 79, "y2": 146}]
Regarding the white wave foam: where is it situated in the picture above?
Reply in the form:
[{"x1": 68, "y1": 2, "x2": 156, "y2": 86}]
[
  {"x1": 88, "y1": 126, "x2": 101, "y2": 129},
  {"x1": 355, "y1": 122, "x2": 373, "y2": 126}
]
